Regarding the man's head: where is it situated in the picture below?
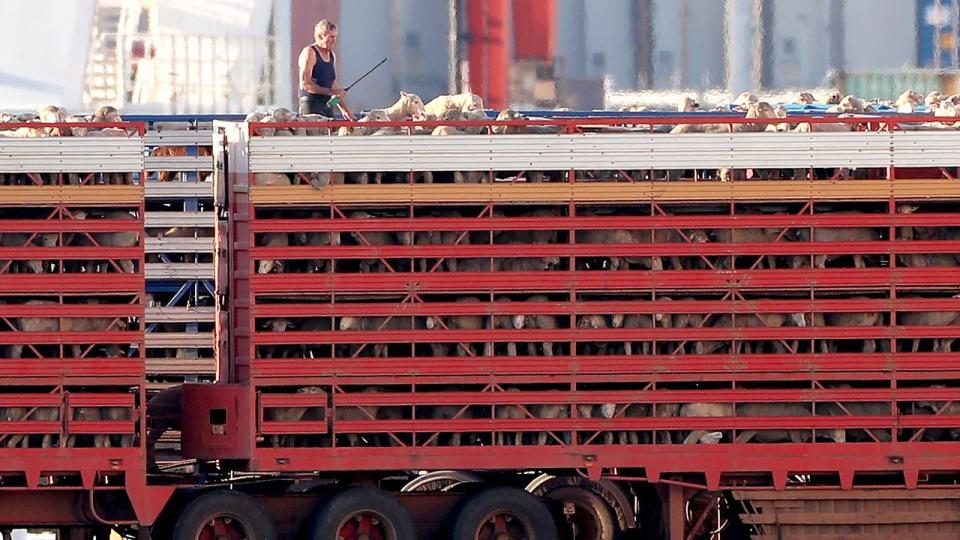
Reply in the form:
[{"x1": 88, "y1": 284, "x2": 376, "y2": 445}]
[{"x1": 314, "y1": 19, "x2": 338, "y2": 48}]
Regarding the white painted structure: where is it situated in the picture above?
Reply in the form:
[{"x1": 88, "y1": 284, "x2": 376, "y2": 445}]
[{"x1": 0, "y1": 0, "x2": 95, "y2": 111}]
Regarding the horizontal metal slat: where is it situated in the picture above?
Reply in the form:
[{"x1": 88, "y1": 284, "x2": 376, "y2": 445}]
[
  {"x1": 145, "y1": 182, "x2": 213, "y2": 199},
  {"x1": 249, "y1": 240, "x2": 960, "y2": 259},
  {"x1": 250, "y1": 297, "x2": 960, "y2": 318},
  {"x1": 0, "y1": 138, "x2": 144, "y2": 173},
  {"x1": 144, "y1": 156, "x2": 213, "y2": 172},
  {"x1": 0, "y1": 274, "x2": 143, "y2": 293},
  {"x1": 145, "y1": 212, "x2": 215, "y2": 228},
  {"x1": 248, "y1": 213, "x2": 960, "y2": 233},
  {"x1": 250, "y1": 268, "x2": 960, "y2": 294},
  {"x1": 248, "y1": 180, "x2": 960, "y2": 205},
  {"x1": 250, "y1": 326, "x2": 960, "y2": 346},
  {"x1": 0, "y1": 186, "x2": 143, "y2": 206},
  {"x1": 144, "y1": 131, "x2": 213, "y2": 146},
  {"x1": 145, "y1": 237, "x2": 214, "y2": 254},
  {"x1": 248, "y1": 133, "x2": 895, "y2": 172},
  {"x1": 145, "y1": 332, "x2": 215, "y2": 349},
  {"x1": 249, "y1": 353, "x2": 960, "y2": 378},
  {"x1": 145, "y1": 306, "x2": 215, "y2": 323},
  {"x1": 145, "y1": 263, "x2": 214, "y2": 280},
  {"x1": 146, "y1": 357, "x2": 216, "y2": 376}
]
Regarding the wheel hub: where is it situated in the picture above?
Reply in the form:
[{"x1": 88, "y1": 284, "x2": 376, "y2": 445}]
[{"x1": 337, "y1": 513, "x2": 388, "y2": 540}]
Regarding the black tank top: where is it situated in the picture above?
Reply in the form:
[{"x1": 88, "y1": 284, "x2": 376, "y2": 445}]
[{"x1": 300, "y1": 45, "x2": 336, "y2": 99}]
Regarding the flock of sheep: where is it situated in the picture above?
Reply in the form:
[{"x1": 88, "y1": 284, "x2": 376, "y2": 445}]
[{"x1": 263, "y1": 380, "x2": 959, "y2": 449}]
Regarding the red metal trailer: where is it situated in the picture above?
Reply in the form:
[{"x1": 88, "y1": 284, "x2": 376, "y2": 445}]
[{"x1": 3, "y1": 114, "x2": 960, "y2": 540}]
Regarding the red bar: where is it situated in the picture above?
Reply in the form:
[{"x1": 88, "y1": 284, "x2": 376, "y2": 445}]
[
  {"x1": 250, "y1": 353, "x2": 960, "y2": 379},
  {"x1": 251, "y1": 240, "x2": 960, "y2": 259},
  {"x1": 0, "y1": 331, "x2": 142, "y2": 345},
  {"x1": 251, "y1": 268, "x2": 960, "y2": 294},
  {"x1": 251, "y1": 325, "x2": 960, "y2": 345},
  {"x1": 250, "y1": 213, "x2": 960, "y2": 233},
  {"x1": 329, "y1": 387, "x2": 960, "y2": 407},
  {"x1": 0, "y1": 275, "x2": 143, "y2": 293},
  {"x1": 252, "y1": 298, "x2": 960, "y2": 318},
  {"x1": 467, "y1": 0, "x2": 509, "y2": 109},
  {"x1": 512, "y1": 0, "x2": 555, "y2": 61},
  {"x1": 0, "y1": 247, "x2": 141, "y2": 259}
]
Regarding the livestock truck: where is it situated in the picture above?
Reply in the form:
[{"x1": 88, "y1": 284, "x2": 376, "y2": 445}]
[{"x1": 0, "y1": 112, "x2": 960, "y2": 540}]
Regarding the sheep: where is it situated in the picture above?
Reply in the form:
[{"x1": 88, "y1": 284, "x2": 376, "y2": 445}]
[
  {"x1": 521, "y1": 295, "x2": 559, "y2": 356},
  {"x1": 896, "y1": 89, "x2": 924, "y2": 113},
  {"x1": 494, "y1": 388, "x2": 526, "y2": 446},
  {"x1": 1, "y1": 406, "x2": 60, "y2": 448},
  {"x1": 428, "y1": 401, "x2": 474, "y2": 447},
  {"x1": 337, "y1": 108, "x2": 391, "y2": 137},
  {"x1": 679, "y1": 402, "x2": 734, "y2": 444},
  {"x1": 574, "y1": 228, "x2": 708, "y2": 272},
  {"x1": 425, "y1": 297, "x2": 486, "y2": 357},
  {"x1": 576, "y1": 314, "x2": 613, "y2": 356},
  {"x1": 295, "y1": 211, "x2": 338, "y2": 273},
  {"x1": 732, "y1": 92, "x2": 759, "y2": 110},
  {"x1": 68, "y1": 210, "x2": 140, "y2": 273},
  {"x1": 697, "y1": 312, "x2": 807, "y2": 356},
  {"x1": 612, "y1": 305, "x2": 674, "y2": 356},
  {"x1": 823, "y1": 90, "x2": 842, "y2": 105},
  {"x1": 677, "y1": 96, "x2": 700, "y2": 112},
  {"x1": 486, "y1": 300, "x2": 525, "y2": 357},
  {"x1": 712, "y1": 227, "x2": 785, "y2": 269},
  {"x1": 898, "y1": 311, "x2": 960, "y2": 353},
  {"x1": 531, "y1": 403, "x2": 571, "y2": 445},
  {"x1": 499, "y1": 256, "x2": 560, "y2": 272},
  {"x1": 263, "y1": 386, "x2": 325, "y2": 447},
  {"x1": 12, "y1": 300, "x2": 127, "y2": 359},
  {"x1": 791, "y1": 220, "x2": 882, "y2": 269},
  {"x1": 151, "y1": 145, "x2": 213, "y2": 182},
  {"x1": 337, "y1": 316, "x2": 421, "y2": 357},
  {"x1": 735, "y1": 403, "x2": 846, "y2": 444},
  {"x1": 817, "y1": 391, "x2": 893, "y2": 443},
  {"x1": 384, "y1": 91, "x2": 427, "y2": 122},
  {"x1": 346, "y1": 211, "x2": 404, "y2": 272},
  {"x1": 423, "y1": 92, "x2": 484, "y2": 119},
  {"x1": 811, "y1": 304, "x2": 885, "y2": 354},
  {"x1": 0, "y1": 232, "x2": 59, "y2": 273}
]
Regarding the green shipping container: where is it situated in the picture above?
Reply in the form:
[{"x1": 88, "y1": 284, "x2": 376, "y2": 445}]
[{"x1": 838, "y1": 70, "x2": 960, "y2": 101}]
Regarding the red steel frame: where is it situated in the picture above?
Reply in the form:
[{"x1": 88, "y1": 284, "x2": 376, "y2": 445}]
[
  {"x1": 0, "y1": 122, "x2": 175, "y2": 528},
  {"x1": 202, "y1": 116, "x2": 960, "y2": 496}
]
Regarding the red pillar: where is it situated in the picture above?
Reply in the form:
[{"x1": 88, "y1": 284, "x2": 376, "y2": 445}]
[
  {"x1": 467, "y1": 0, "x2": 509, "y2": 109},
  {"x1": 512, "y1": 0, "x2": 555, "y2": 61},
  {"x1": 290, "y1": 0, "x2": 340, "y2": 104}
]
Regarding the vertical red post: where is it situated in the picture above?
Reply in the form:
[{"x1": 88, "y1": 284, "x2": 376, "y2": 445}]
[
  {"x1": 467, "y1": 0, "x2": 509, "y2": 109},
  {"x1": 512, "y1": 0, "x2": 555, "y2": 61}
]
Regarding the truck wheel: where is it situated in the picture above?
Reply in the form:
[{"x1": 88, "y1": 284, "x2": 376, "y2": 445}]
[
  {"x1": 307, "y1": 486, "x2": 417, "y2": 540},
  {"x1": 172, "y1": 490, "x2": 276, "y2": 540},
  {"x1": 544, "y1": 486, "x2": 617, "y2": 540},
  {"x1": 450, "y1": 487, "x2": 558, "y2": 540}
]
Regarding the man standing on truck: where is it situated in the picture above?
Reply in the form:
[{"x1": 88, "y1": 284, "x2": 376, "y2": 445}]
[{"x1": 298, "y1": 19, "x2": 351, "y2": 118}]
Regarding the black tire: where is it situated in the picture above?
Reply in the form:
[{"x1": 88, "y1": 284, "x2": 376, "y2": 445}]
[
  {"x1": 307, "y1": 486, "x2": 417, "y2": 540},
  {"x1": 544, "y1": 486, "x2": 618, "y2": 540},
  {"x1": 450, "y1": 487, "x2": 558, "y2": 540},
  {"x1": 172, "y1": 490, "x2": 276, "y2": 540}
]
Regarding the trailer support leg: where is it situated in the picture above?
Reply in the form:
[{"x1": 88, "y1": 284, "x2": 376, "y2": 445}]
[{"x1": 668, "y1": 484, "x2": 685, "y2": 540}]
